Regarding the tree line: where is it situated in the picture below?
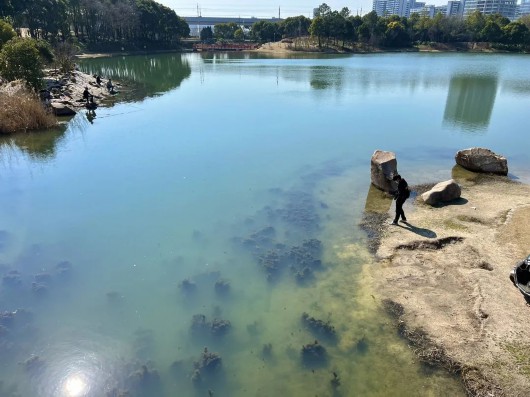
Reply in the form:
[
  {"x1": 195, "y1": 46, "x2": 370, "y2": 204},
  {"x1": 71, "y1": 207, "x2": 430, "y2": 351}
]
[
  {"x1": 0, "y1": 0, "x2": 189, "y2": 48},
  {"x1": 206, "y1": 3, "x2": 530, "y2": 48}
]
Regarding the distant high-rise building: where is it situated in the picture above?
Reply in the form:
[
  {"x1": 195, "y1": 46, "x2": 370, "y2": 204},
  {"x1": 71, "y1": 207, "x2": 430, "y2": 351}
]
[
  {"x1": 518, "y1": 0, "x2": 530, "y2": 17},
  {"x1": 386, "y1": 0, "x2": 409, "y2": 16},
  {"x1": 463, "y1": 0, "x2": 517, "y2": 20},
  {"x1": 410, "y1": 4, "x2": 436, "y2": 17},
  {"x1": 372, "y1": 0, "x2": 388, "y2": 16},
  {"x1": 446, "y1": 0, "x2": 464, "y2": 16}
]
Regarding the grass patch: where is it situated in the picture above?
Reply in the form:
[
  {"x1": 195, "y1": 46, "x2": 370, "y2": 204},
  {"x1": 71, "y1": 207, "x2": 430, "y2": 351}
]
[
  {"x1": 456, "y1": 215, "x2": 486, "y2": 224},
  {"x1": 0, "y1": 84, "x2": 56, "y2": 134},
  {"x1": 443, "y1": 219, "x2": 469, "y2": 231},
  {"x1": 503, "y1": 341, "x2": 530, "y2": 376}
]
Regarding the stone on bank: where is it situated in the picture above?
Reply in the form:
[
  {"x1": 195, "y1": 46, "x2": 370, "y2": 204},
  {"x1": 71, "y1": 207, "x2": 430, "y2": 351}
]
[
  {"x1": 455, "y1": 147, "x2": 508, "y2": 175},
  {"x1": 370, "y1": 150, "x2": 397, "y2": 192},
  {"x1": 421, "y1": 179, "x2": 461, "y2": 205}
]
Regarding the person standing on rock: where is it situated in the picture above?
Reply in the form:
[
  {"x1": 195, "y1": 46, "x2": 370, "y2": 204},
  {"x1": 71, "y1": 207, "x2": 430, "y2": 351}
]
[
  {"x1": 391, "y1": 174, "x2": 410, "y2": 225},
  {"x1": 83, "y1": 87, "x2": 93, "y2": 104}
]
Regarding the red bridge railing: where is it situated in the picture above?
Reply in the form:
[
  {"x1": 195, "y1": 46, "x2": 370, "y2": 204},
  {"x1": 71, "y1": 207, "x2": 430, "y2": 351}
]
[{"x1": 193, "y1": 43, "x2": 259, "y2": 51}]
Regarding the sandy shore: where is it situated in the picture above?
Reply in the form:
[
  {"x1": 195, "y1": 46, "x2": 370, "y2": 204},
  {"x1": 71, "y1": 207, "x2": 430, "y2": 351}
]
[{"x1": 362, "y1": 167, "x2": 530, "y2": 396}]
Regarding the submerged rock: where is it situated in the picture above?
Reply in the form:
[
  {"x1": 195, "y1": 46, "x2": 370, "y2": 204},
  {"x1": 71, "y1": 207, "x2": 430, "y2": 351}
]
[
  {"x1": 301, "y1": 340, "x2": 327, "y2": 366},
  {"x1": 191, "y1": 314, "x2": 209, "y2": 334},
  {"x1": 56, "y1": 261, "x2": 73, "y2": 276},
  {"x1": 258, "y1": 250, "x2": 284, "y2": 280},
  {"x1": 2, "y1": 270, "x2": 21, "y2": 287},
  {"x1": 34, "y1": 273, "x2": 52, "y2": 284},
  {"x1": 31, "y1": 282, "x2": 48, "y2": 295},
  {"x1": 194, "y1": 347, "x2": 222, "y2": 374},
  {"x1": 126, "y1": 363, "x2": 160, "y2": 390},
  {"x1": 20, "y1": 355, "x2": 45, "y2": 372},
  {"x1": 210, "y1": 318, "x2": 231, "y2": 336},
  {"x1": 106, "y1": 388, "x2": 130, "y2": 397},
  {"x1": 301, "y1": 312, "x2": 336, "y2": 340},
  {"x1": 179, "y1": 278, "x2": 197, "y2": 294},
  {"x1": 214, "y1": 279, "x2": 230, "y2": 296},
  {"x1": 261, "y1": 343, "x2": 273, "y2": 360}
]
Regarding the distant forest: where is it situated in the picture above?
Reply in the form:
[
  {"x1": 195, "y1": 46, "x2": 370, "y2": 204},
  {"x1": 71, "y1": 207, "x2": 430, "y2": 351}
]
[{"x1": 0, "y1": 0, "x2": 190, "y2": 49}]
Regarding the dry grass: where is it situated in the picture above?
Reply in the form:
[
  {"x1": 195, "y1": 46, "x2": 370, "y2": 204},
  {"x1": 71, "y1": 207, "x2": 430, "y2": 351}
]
[{"x1": 0, "y1": 82, "x2": 56, "y2": 134}]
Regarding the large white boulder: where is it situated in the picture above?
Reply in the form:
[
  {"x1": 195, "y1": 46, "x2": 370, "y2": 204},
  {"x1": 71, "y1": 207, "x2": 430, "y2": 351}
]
[
  {"x1": 371, "y1": 150, "x2": 397, "y2": 192},
  {"x1": 455, "y1": 147, "x2": 508, "y2": 175},
  {"x1": 422, "y1": 179, "x2": 461, "y2": 205}
]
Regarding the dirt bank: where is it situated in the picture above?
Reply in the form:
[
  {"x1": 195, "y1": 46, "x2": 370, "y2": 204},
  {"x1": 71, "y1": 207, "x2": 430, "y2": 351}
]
[{"x1": 364, "y1": 170, "x2": 530, "y2": 396}]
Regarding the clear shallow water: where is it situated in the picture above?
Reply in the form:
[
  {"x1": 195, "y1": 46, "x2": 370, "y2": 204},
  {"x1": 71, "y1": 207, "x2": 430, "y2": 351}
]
[{"x1": 1, "y1": 52, "x2": 529, "y2": 397}]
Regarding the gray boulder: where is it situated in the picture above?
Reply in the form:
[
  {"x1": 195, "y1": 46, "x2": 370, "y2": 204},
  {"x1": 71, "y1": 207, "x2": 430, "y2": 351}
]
[
  {"x1": 455, "y1": 147, "x2": 508, "y2": 175},
  {"x1": 422, "y1": 180, "x2": 461, "y2": 205},
  {"x1": 371, "y1": 150, "x2": 397, "y2": 192},
  {"x1": 50, "y1": 102, "x2": 76, "y2": 116}
]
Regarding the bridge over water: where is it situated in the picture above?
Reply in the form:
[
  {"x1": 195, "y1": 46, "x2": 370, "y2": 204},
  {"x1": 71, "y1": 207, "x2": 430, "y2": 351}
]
[{"x1": 183, "y1": 16, "x2": 282, "y2": 36}]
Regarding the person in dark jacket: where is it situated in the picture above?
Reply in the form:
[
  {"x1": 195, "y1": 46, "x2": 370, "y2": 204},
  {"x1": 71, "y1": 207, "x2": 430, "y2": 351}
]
[
  {"x1": 82, "y1": 87, "x2": 93, "y2": 104},
  {"x1": 391, "y1": 174, "x2": 409, "y2": 225}
]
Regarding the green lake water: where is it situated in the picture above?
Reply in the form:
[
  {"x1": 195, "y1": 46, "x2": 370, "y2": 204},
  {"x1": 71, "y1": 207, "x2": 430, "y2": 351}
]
[{"x1": 0, "y1": 52, "x2": 529, "y2": 397}]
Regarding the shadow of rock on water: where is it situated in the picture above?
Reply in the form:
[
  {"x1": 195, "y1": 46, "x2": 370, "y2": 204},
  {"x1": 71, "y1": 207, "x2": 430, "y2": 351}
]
[{"x1": 395, "y1": 222, "x2": 437, "y2": 238}]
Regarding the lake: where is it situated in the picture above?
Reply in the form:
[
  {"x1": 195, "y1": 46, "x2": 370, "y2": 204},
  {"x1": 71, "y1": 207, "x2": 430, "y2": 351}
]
[{"x1": 0, "y1": 52, "x2": 529, "y2": 397}]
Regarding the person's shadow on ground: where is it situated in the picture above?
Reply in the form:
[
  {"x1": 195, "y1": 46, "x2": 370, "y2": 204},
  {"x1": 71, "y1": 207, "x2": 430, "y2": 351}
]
[{"x1": 394, "y1": 221, "x2": 437, "y2": 238}]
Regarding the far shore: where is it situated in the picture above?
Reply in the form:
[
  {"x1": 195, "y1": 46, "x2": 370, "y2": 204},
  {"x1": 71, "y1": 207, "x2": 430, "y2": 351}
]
[{"x1": 75, "y1": 40, "x2": 528, "y2": 60}]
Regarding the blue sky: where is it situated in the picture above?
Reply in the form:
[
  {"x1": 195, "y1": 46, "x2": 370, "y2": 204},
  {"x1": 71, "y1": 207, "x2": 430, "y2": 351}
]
[{"x1": 156, "y1": 1, "x2": 396, "y2": 18}]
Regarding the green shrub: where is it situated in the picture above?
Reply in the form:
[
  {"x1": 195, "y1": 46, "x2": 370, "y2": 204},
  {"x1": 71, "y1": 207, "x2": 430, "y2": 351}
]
[
  {"x1": 0, "y1": 20, "x2": 16, "y2": 50},
  {"x1": 0, "y1": 38, "x2": 44, "y2": 90}
]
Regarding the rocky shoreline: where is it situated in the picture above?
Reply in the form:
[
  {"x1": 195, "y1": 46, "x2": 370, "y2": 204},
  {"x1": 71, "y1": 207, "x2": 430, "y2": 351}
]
[
  {"x1": 42, "y1": 69, "x2": 121, "y2": 117},
  {"x1": 363, "y1": 150, "x2": 530, "y2": 396}
]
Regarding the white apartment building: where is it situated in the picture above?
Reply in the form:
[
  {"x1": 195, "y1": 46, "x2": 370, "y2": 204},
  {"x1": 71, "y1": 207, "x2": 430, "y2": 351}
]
[
  {"x1": 518, "y1": 0, "x2": 530, "y2": 17},
  {"x1": 447, "y1": 0, "x2": 464, "y2": 16},
  {"x1": 463, "y1": 0, "x2": 517, "y2": 20}
]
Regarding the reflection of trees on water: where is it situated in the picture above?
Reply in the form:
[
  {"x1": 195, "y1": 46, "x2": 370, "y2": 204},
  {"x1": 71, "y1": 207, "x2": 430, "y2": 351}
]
[
  {"x1": 79, "y1": 54, "x2": 192, "y2": 99},
  {"x1": 443, "y1": 74, "x2": 498, "y2": 132},
  {"x1": 501, "y1": 80, "x2": 530, "y2": 96},
  {"x1": 0, "y1": 113, "x2": 91, "y2": 161},
  {"x1": 310, "y1": 66, "x2": 344, "y2": 90},
  {"x1": 0, "y1": 126, "x2": 67, "y2": 161}
]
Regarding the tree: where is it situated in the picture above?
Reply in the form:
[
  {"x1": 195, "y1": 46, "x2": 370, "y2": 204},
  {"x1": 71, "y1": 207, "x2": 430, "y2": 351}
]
[
  {"x1": 0, "y1": 38, "x2": 44, "y2": 90},
  {"x1": 234, "y1": 28, "x2": 244, "y2": 42},
  {"x1": 480, "y1": 20, "x2": 502, "y2": 43},
  {"x1": 502, "y1": 22, "x2": 530, "y2": 45},
  {"x1": 466, "y1": 10, "x2": 486, "y2": 41},
  {"x1": 0, "y1": 19, "x2": 16, "y2": 50},
  {"x1": 280, "y1": 15, "x2": 311, "y2": 37},
  {"x1": 200, "y1": 26, "x2": 213, "y2": 42},
  {"x1": 250, "y1": 21, "x2": 280, "y2": 43},
  {"x1": 214, "y1": 22, "x2": 239, "y2": 40},
  {"x1": 309, "y1": 16, "x2": 326, "y2": 47},
  {"x1": 54, "y1": 41, "x2": 76, "y2": 72},
  {"x1": 314, "y1": 3, "x2": 332, "y2": 18},
  {"x1": 520, "y1": 15, "x2": 530, "y2": 31},
  {"x1": 385, "y1": 21, "x2": 410, "y2": 47}
]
